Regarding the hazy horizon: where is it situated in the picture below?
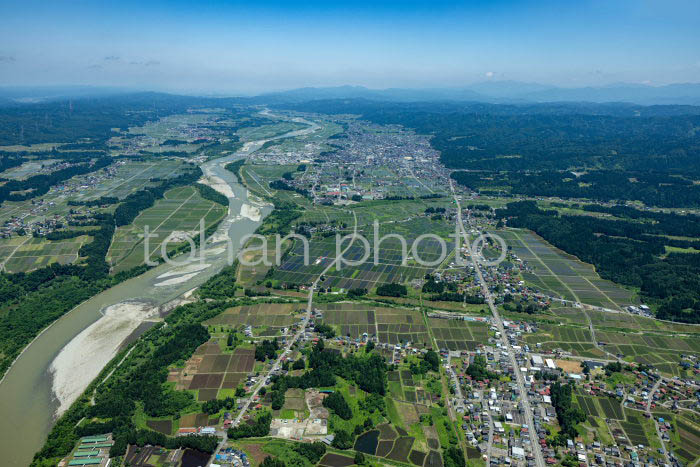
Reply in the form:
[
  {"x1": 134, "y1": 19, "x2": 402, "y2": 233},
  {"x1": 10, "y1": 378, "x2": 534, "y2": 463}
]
[{"x1": 1, "y1": 0, "x2": 699, "y2": 94}]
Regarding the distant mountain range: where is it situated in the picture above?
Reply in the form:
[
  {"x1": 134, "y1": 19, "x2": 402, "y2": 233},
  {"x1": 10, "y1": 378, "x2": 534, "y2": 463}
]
[
  {"x1": 253, "y1": 82, "x2": 700, "y2": 106},
  {"x1": 2, "y1": 82, "x2": 700, "y2": 106}
]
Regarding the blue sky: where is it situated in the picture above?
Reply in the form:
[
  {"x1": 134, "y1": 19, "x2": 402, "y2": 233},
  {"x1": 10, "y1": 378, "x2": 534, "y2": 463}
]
[{"x1": 0, "y1": 0, "x2": 699, "y2": 93}]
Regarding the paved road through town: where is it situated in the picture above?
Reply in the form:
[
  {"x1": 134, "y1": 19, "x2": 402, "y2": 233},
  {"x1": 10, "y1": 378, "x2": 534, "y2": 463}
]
[{"x1": 451, "y1": 180, "x2": 546, "y2": 467}]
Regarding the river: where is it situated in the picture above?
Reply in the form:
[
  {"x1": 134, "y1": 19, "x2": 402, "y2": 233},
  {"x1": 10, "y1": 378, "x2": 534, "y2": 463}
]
[{"x1": 0, "y1": 113, "x2": 319, "y2": 466}]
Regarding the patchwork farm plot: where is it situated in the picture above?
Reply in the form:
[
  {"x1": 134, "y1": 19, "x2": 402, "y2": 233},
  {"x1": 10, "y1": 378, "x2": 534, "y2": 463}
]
[
  {"x1": 71, "y1": 159, "x2": 188, "y2": 201},
  {"x1": 523, "y1": 322, "x2": 604, "y2": 358},
  {"x1": 587, "y1": 308, "x2": 700, "y2": 334},
  {"x1": 673, "y1": 416, "x2": 700, "y2": 463},
  {"x1": 354, "y1": 421, "x2": 440, "y2": 467},
  {"x1": 427, "y1": 317, "x2": 490, "y2": 351},
  {"x1": 271, "y1": 217, "x2": 452, "y2": 291},
  {"x1": 107, "y1": 185, "x2": 226, "y2": 272},
  {"x1": 316, "y1": 303, "x2": 431, "y2": 346},
  {"x1": 0, "y1": 234, "x2": 92, "y2": 273},
  {"x1": 204, "y1": 303, "x2": 303, "y2": 336},
  {"x1": 169, "y1": 340, "x2": 256, "y2": 401},
  {"x1": 498, "y1": 229, "x2": 636, "y2": 309},
  {"x1": 593, "y1": 329, "x2": 700, "y2": 374},
  {"x1": 316, "y1": 302, "x2": 377, "y2": 339},
  {"x1": 375, "y1": 307, "x2": 431, "y2": 348}
]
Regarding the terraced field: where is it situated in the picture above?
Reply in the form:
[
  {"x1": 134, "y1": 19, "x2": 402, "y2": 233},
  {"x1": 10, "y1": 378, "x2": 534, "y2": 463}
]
[{"x1": 498, "y1": 229, "x2": 636, "y2": 309}]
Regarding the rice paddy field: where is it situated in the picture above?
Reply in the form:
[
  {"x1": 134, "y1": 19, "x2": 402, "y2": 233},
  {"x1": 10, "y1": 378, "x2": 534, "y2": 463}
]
[
  {"x1": 75, "y1": 159, "x2": 188, "y2": 200},
  {"x1": 107, "y1": 185, "x2": 226, "y2": 272},
  {"x1": 523, "y1": 322, "x2": 605, "y2": 358},
  {"x1": 672, "y1": 415, "x2": 700, "y2": 463},
  {"x1": 204, "y1": 303, "x2": 304, "y2": 335},
  {"x1": 0, "y1": 158, "x2": 193, "y2": 272},
  {"x1": 497, "y1": 229, "x2": 636, "y2": 309}
]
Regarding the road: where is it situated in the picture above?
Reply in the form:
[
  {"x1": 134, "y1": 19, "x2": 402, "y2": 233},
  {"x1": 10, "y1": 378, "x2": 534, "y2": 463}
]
[
  {"x1": 451, "y1": 180, "x2": 545, "y2": 467},
  {"x1": 646, "y1": 379, "x2": 671, "y2": 465},
  {"x1": 209, "y1": 211, "x2": 357, "y2": 464}
]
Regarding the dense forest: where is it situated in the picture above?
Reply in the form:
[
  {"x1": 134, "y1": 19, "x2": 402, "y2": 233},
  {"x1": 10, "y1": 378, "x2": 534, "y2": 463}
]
[
  {"x1": 0, "y1": 93, "x2": 254, "y2": 146},
  {"x1": 225, "y1": 159, "x2": 245, "y2": 183},
  {"x1": 451, "y1": 170, "x2": 700, "y2": 207},
  {"x1": 496, "y1": 201, "x2": 700, "y2": 322}
]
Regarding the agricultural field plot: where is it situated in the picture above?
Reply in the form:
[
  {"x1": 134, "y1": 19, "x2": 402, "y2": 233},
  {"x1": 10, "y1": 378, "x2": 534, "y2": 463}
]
[
  {"x1": 497, "y1": 229, "x2": 636, "y2": 309},
  {"x1": 316, "y1": 302, "x2": 377, "y2": 339},
  {"x1": 587, "y1": 309, "x2": 700, "y2": 334},
  {"x1": 348, "y1": 169, "x2": 429, "y2": 199},
  {"x1": 427, "y1": 318, "x2": 490, "y2": 351},
  {"x1": 127, "y1": 113, "x2": 216, "y2": 141},
  {"x1": 316, "y1": 303, "x2": 431, "y2": 346},
  {"x1": 169, "y1": 341, "x2": 256, "y2": 401},
  {"x1": 0, "y1": 234, "x2": 92, "y2": 273},
  {"x1": 0, "y1": 159, "x2": 188, "y2": 231},
  {"x1": 0, "y1": 158, "x2": 61, "y2": 180},
  {"x1": 593, "y1": 329, "x2": 700, "y2": 371},
  {"x1": 575, "y1": 394, "x2": 601, "y2": 417},
  {"x1": 598, "y1": 397, "x2": 624, "y2": 420},
  {"x1": 620, "y1": 409, "x2": 652, "y2": 447},
  {"x1": 270, "y1": 218, "x2": 452, "y2": 291},
  {"x1": 523, "y1": 323, "x2": 605, "y2": 358},
  {"x1": 674, "y1": 417, "x2": 700, "y2": 463},
  {"x1": 549, "y1": 307, "x2": 590, "y2": 325},
  {"x1": 237, "y1": 121, "x2": 310, "y2": 142},
  {"x1": 107, "y1": 185, "x2": 226, "y2": 272},
  {"x1": 71, "y1": 159, "x2": 187, "y2": 201},
  {"x1": 318, "y1": 453, "x2": 355, "y2": 467},
  {"x1": 375, "y1": 307, "x2": 431, "y2": 348},
  {"x1": 355, "y1": 412, "x2": 434, "y2": 466},
  {"x1": 523, "y1": 323, "x2": 592, "y2": 345},
  {"x1": 205, "y1": 303, "x2": 303, "y2": 334}
]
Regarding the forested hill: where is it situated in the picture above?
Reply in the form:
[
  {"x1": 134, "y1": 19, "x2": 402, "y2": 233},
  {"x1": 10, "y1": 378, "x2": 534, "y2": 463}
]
[
  {"x1": 0, "y1": 92, "x2": 248, "y2": 146},
  {"x1": 275, "y1": 99, "x2": 700, "y2": 174}
]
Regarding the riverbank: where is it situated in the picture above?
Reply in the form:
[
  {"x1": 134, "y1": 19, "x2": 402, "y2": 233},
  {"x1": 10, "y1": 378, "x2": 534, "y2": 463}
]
[{"x1": 50, "y1": 300, "x2": 160, "y2": 417}]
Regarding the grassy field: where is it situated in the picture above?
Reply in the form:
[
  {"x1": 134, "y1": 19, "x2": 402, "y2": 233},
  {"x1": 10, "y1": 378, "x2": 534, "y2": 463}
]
[{"x1": 107, "y1": 185, "x2": 226, "y2": 272}]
